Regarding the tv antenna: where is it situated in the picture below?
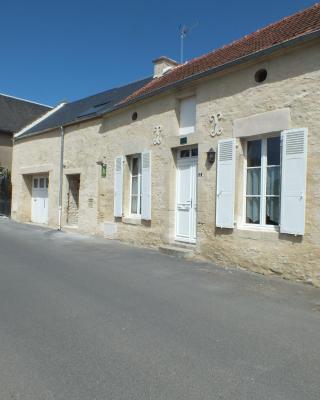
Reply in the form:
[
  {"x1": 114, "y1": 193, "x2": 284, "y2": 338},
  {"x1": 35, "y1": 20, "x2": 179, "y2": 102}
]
[{"x1": 179, "y1": 21, "x2": 199, "y2": 63}]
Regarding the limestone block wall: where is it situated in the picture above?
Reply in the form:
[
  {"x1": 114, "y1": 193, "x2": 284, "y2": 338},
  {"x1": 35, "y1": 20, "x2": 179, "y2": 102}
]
[{"x1": 11, "y1": 40, "x2": 320, "y2": 286}]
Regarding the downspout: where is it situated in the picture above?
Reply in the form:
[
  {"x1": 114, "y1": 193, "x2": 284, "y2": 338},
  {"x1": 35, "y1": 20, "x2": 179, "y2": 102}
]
[{"x1": 58, "y1": 126, "x2": 64, "y2": 230}]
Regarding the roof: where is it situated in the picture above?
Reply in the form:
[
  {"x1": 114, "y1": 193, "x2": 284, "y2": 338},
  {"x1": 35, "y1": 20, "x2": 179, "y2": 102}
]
[
  {"x1": 0, "y1": 93, "x2": 51, "y2": 134},
  {"x1": 123, "y1": 3, "x2": 320, "y2": 104},
  {"x1": 16, "y1": 77, "x2": 152, "y2": 139}
]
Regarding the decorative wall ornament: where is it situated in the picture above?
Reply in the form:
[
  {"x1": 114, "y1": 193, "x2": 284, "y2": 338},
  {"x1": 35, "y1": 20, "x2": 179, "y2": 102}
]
[
  {"x1": 153, "y1": 125, "x2": 162, "y2": 145},
  {"x1": 209, "y1": 112, "x2": 223, "y2": 137}
]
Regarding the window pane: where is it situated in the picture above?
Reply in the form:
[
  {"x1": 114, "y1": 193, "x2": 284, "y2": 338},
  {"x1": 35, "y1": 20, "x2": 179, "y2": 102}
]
[
  {"x1": 46, "y1": 178, "x2": 49, "y2": 188},
  {"x1": 246, "y1": 168, "x2": 261, "y2": 195},
  {"x1": 132, "y1": 176, "x2": 138, "y2": 195},
  {"x1": 180, "y1": 149, "x2": 190, "y2": 158},
  {"x1": 267, "y1": 137, "x2": 280, "y2": 165},
  {"x1": 247, "y1": 140, "x2": 261, "y2": 167},
  {"x1": 267, "y1": 166, "x2": 280, "y2": 195},
  {"x1": 33, "y1": 178, "x2": 38, "y2": 188},
  {"x1": 246, "y1": 197, "x2": 260, "y2": 224},
  {"x1": 131, "y1": 196, "x2": 138, "y2": 214},
  {"x1": 39, "y1": 178, "x2": 44, "y2": 188},
  {"x1": 266, "y1": 197, "x2": 280, "y2": 225},
  {"x1": 191, "y1": 148, "x2": 198, "y2": 157},
  {"x1": 132, "y1": 157, "x2": 139, "y2": 175}
]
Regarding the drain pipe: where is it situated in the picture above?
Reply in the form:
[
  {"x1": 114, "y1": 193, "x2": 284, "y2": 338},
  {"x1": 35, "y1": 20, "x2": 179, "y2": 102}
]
[{"x1": 58, "y1": 126, "x2": 65, "y2": 231}]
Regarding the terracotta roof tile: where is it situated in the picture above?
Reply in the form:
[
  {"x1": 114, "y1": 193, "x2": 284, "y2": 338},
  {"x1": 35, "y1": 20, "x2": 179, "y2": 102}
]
[{"x1": 123, "y1": 3, "x2": 320, "y2": 104}]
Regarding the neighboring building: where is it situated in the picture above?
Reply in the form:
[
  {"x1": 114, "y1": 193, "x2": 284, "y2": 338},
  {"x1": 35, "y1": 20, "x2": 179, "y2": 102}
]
[
  {"x1": 0, "y1": 94, "x2": 50, "y2": 214},
  {"x1": 12, "y1": 4, "x2": 320, "y2": 286}
]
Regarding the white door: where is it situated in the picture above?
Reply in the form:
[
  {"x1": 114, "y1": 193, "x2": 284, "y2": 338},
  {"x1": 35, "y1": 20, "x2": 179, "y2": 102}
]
[
  {"x1": 176, "y1": 148, "x2": 198, "y2": 243},
  {"x1": 31, "y1": 176, "x2": 49, "y2": 224}
]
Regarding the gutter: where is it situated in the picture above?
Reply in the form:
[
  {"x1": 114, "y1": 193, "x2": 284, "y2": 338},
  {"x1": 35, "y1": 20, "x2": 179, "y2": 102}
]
[{"x1": 104, "y1": 29, "x2": 320, "y2": 113}]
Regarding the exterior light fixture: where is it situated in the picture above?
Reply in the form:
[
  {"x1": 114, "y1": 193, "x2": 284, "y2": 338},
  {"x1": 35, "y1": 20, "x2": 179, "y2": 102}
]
[{"x1": 207, "y1": 148, "x2": 216, "y2": 164}]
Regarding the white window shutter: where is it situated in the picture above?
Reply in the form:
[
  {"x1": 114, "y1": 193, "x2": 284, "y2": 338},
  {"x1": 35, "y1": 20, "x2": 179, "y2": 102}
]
[
  {"x1": 114, "y1": 156, "x2": 123, "y2": 217},
  {"x1": 216, "y1": 138, "x2": 236, "y2": 228},
  {"x1": 280, "y1": 128, "x2": 308, "y2": 235},
  {"x1": 141, "y1": 151, "x2": 151, "y2": 220},
  {"x1": 179, "y1": 97, "x2": 196, "y2": 135}
]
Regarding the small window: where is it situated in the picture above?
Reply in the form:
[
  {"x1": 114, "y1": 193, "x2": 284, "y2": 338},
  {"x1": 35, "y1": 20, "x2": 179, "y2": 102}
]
[
  {"x1": 255, "y1": 69, "x2": 268, "y2": 83},
  {"x1": 39, "y1": 178, "x2": 45, "y2": 188},
  {"x1": 46, "y1": 178, "x2": 49, "y2": 188},
  {"x1": 33, "y1": 178, "x2": 38, "y2": 188},
  {"x1": 179, "y1": 97, "x2": 196, "y2": 135}
]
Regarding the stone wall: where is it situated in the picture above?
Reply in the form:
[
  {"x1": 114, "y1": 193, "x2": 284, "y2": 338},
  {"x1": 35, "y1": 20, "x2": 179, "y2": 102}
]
[{"x1": 11, "y1": 40, "x2": 320, "y2": 286}]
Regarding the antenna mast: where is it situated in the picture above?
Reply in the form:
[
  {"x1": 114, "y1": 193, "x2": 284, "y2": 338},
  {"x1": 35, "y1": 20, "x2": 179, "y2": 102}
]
[{"x1": 179, "y1": 21, "x2": 198, "y2": 63}]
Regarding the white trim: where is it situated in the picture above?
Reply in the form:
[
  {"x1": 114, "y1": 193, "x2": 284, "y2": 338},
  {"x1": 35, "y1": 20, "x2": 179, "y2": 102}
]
[
  {"x1": 14, "y1": 102, "x2": 66, "y2": 138},
  {"x1": 0, "y1": 92, "x2": 52, "y2": 108}
]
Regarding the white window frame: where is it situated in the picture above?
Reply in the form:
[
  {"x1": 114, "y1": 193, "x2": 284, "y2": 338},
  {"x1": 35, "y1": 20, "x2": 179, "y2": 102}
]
[
  {"x1": 129, "y1": 154, "x2": 142, "y2": 217},
  {"x1": 241, "y1": 133, "x2": 281, "y2": 232}
]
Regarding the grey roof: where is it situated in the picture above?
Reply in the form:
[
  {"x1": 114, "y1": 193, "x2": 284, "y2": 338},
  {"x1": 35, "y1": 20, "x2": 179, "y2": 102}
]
[
  {"x1": 17, "y1": 77, "x2": 152, "y2": 139},
  {"x1": 0, "y1": 94, "x2": 51, "y2": 134}
]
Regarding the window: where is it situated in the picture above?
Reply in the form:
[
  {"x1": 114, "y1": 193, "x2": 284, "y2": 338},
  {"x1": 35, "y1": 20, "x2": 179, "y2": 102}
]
[
  {"x1": 33, "y1": 178, "x2": 38, "y2": 188},
  {"x1": 130, "y1": 155, "x2": 142, "y2": 215},
  {"x1": 245, "y1": 136, "x2": 280, "y2": 226},
  {"x1": 179, "y1": 97, "x2": 196, "y2": 135}
]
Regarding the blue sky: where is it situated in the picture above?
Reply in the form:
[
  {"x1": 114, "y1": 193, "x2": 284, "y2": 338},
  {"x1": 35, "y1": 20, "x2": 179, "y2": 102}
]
[{"x1": 0, "y1": 0, "x2": 316, "y2": 106}]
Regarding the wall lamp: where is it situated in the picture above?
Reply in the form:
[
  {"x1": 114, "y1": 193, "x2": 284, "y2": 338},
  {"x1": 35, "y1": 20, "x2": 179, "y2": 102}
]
[{"x1": 207, "y1": 148, "x2": 216, "y2": 164}]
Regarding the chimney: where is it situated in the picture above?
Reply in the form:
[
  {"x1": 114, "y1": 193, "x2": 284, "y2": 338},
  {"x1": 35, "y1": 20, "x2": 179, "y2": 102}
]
[{"x1": 152, "y1": 56, "x2": 179, "y2": 78}]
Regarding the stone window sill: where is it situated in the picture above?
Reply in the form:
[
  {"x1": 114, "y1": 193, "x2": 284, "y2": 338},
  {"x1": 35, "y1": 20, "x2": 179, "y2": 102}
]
[
  {"x1": 236, "y1": 223, "x2": 279, "y2": 234},
  {"x1": 122, "y1": 216, "x2": 142, "y2": 225}
]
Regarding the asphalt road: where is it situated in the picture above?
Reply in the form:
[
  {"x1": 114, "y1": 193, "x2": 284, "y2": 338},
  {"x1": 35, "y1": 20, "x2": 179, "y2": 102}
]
[{"x1": 0, "y1": 218, "x2": 319, "y2": 400}]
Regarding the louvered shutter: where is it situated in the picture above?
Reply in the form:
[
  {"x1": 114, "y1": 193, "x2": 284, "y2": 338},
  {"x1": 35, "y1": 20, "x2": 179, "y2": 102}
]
[
  {"x1": 114, "y1": 156, "x2": 123, "y2": 217},
  {"x1": 179, "y1": 97, "x2": 196, "y2": 135},
  {"x1": 216, "y1": 138, "x2": 236, "y2": 228},
  {"x1": 280, "y1": 128, "x2": 308, "y2": 235},
  {"x1": 141, "y1": 151, "x2": 151, "y2": 220}
]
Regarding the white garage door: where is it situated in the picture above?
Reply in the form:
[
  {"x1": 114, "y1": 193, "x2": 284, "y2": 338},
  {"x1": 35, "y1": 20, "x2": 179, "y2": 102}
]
[{"x1": 31, "y1": 176, "x2": 49, "y2": 224}]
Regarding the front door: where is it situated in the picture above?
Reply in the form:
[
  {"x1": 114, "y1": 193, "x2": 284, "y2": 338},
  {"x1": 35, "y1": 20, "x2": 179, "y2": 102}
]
[
  {"x1": 31, "y1": 176, "x2": 49, "y2": 224},
  {"x1": 176, "y1": 147, "x2": 198, "y2": 243}
]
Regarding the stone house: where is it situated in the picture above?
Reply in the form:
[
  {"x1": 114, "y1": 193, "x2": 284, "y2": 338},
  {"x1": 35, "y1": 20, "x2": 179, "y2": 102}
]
[
  {"x1": 0, "y1": 94, "x2": 50, "y2": 214},
  {"x1": 12, "y1": 4, "x2": 320, "y2": 286}
]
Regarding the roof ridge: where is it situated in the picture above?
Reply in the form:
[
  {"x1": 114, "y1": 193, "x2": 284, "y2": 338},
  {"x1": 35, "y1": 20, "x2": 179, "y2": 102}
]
[
  {"x1": 0, "y1": 92, "x2": 52, "y2": 108},
  {"x1": 174, "y1": 3, "x2": 320, "y2": 71},
  {"x1": 122, "y1": 3, "x2": 320, "y2": 104},
  {"x1": 68, "y1": 75, "x2": 153, "y2": 105}
]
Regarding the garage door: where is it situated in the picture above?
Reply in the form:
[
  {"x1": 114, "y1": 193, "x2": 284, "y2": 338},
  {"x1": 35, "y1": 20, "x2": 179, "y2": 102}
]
[{"x1": 31, "y1": 176, "x2": 49, "y2": 224}]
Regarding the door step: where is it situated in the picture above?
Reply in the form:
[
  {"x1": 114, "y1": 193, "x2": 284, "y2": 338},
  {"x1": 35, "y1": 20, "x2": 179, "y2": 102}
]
[{"x1": 159, "y1": 245, "x2": 195, "y2": 260}]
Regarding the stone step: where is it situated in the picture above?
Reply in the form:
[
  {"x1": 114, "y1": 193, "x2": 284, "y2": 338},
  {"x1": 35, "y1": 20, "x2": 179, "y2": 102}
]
[{"x1": 159, "y1": 245, "x2": 194, "y2": 260}]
